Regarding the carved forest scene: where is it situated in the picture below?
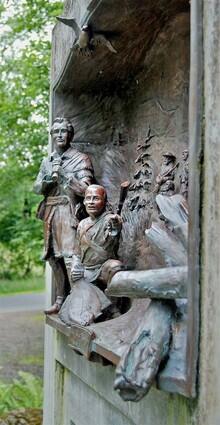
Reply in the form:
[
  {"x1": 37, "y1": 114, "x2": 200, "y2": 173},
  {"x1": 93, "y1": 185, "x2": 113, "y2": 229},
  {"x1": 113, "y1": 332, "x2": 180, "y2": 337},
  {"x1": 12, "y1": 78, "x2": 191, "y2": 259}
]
[{"x1": 38, "y1": 0, "x2": 196, "y2": 406}]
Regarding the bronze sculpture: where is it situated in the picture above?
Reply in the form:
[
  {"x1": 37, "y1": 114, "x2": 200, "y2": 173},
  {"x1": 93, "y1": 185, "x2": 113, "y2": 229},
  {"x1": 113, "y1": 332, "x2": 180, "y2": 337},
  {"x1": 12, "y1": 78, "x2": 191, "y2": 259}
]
[
  {"x1": 59, "y1": 184, "x2": 123, "y2": 326},
  {"x1": 34, "y1": 117, "x2": 94, "y2": 314},
  {"x1": 154, "y1": 152, "x2": 178, "y2": 195},
  {"x1": 41, "y1": 141, "x2": 191, "y2": 401},
  {"x1": 38, "y1": 125, "x2": 191, "y2": 400},
  {"x1": 56, "y1": 18, "x2": 117, "y2": 55}
]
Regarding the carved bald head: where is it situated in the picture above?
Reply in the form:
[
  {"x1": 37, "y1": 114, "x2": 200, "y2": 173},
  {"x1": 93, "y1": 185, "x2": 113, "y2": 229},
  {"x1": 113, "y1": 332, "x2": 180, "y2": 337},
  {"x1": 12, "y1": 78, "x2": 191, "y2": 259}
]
[
  {"x1": 50, "y1": 117, "x2": 74, "y2": 152},
  {"x1": 84, "y1": 185, "x2": 107, "y2": 218}
]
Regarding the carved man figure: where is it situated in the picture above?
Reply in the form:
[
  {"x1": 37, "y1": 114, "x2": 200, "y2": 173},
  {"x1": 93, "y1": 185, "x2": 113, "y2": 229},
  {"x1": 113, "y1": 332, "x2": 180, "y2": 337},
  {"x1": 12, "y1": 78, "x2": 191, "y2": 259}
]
[
  {"x1": 155, "y1": 152, "x2": 178, "y2": 196},
  {"x1": 34, "y1": 117, "x2": 94, "y2": 314},
  {"x1": 179, "y1": 149, "x2": 189, "y2": 199},
  {"x1": 71, "y1": 184, "x2": 123, "y2": 286},
  {"x1": 59, "y1": 185, "x2": 123, "y2": 326}
]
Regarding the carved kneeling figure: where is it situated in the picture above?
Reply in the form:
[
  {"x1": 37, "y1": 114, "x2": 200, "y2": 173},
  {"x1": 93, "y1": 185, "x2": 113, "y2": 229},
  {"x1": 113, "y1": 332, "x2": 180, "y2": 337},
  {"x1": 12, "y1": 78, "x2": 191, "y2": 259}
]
[{"x1": 59, "y1": 185, "x2": 123, "y2": 326}]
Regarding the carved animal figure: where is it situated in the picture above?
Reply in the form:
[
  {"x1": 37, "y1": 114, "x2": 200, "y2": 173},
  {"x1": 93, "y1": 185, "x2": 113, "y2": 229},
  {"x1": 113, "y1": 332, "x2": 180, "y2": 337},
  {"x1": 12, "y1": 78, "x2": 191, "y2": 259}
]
[{"x1": 56, "y1": 17, "x2": 117, "y2": 55}]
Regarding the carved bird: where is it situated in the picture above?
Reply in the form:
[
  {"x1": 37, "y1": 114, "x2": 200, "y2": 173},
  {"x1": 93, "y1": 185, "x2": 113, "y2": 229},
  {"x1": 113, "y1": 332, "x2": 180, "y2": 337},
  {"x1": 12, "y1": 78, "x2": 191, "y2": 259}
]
[{"x1": 56, "y1": 17, "x2": 117, "y2": 55}]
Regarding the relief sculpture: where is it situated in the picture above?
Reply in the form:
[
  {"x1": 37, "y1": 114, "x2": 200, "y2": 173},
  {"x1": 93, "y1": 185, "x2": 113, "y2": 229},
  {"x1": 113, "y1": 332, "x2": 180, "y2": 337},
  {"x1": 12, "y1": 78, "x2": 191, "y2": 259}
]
[
  {"x1": 36, "y1": 128, "x2": 189, "y2": 401},
  {"x1": 37, "y1": 0, "x2": 198, "y2": 412}
]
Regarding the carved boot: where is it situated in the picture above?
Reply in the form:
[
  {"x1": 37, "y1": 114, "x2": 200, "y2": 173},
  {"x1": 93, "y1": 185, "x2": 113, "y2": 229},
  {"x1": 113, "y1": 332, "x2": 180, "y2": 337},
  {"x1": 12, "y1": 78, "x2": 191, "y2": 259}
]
[{"x1": 44, "y1": 296, "x2": 64, "y2": 315}]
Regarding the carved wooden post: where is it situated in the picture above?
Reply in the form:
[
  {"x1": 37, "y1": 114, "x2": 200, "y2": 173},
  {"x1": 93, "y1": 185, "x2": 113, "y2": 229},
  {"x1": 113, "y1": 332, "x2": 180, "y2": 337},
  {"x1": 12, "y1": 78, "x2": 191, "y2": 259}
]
[{"x1": 197, "y1": 0, "x2": 220, "y2": 423}]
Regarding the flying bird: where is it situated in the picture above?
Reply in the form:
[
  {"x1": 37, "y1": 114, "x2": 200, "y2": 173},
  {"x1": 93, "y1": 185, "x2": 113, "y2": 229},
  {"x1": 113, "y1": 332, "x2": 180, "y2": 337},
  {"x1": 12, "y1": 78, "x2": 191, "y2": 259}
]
[{"x1": 56, "y1": 17, "x2": 117, "y2": 55}]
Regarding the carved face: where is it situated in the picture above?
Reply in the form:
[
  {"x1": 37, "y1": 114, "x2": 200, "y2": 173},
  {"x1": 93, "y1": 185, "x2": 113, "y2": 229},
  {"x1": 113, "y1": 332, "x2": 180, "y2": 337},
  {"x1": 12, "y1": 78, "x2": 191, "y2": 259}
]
[
  {"x1": 163, "y1": 156, "x2": 173, "y2": 166},
  {"x1": 84, "y1": 186, "x2": 106, "y2": 218},
  {"x1": 182, "y1": 150, "x2": 189, "y2": 161},
  {"x1": 51, "y1": 121, "x2": 70, "y2": 151}
]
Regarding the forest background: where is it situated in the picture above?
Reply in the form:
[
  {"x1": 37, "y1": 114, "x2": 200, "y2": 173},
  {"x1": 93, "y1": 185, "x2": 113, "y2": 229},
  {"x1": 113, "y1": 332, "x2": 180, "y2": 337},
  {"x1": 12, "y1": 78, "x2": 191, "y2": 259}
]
[{"x1": 0, "y1": 0, "x2": 62, "y2": 294}]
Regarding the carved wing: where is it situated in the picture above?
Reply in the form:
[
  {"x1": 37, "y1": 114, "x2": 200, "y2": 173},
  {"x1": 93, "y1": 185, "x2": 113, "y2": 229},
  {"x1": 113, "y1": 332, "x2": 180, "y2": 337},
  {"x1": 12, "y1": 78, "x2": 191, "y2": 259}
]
[
  {"x1": 56, "y1": 16, "x2": 81, "y2": 39},
  {"x1": 91, "y1": 34, "x2": 117, "y2": 53}
]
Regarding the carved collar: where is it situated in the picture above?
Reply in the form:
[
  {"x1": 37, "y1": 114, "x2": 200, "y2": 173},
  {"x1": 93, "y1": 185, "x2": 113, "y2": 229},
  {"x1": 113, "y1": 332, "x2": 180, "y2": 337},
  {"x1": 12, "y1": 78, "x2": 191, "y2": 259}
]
[{"x1": 50, "y1": 147, "x2": 78, "y2": 161}]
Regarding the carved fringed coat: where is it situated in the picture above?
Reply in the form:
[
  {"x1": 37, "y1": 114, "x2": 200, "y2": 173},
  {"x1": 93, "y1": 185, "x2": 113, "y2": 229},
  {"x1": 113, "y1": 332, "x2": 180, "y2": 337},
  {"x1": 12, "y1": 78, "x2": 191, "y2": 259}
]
[{"x1": 34, "y1": 146, "x2": 94, "y2": 260}]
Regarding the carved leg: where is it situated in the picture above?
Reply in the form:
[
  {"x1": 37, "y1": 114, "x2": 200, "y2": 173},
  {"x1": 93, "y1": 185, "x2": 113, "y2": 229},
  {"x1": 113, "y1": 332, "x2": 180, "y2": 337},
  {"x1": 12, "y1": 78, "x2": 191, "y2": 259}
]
[
  {"x1": 63, "y1": 257, "x2": 73, "y2": 288},
  {"x1": 114, "y1": 301, "x2": 172, "y2": 401},
  {"x1": 45, "y1": 257, "x2": 70, "y2": 314}
]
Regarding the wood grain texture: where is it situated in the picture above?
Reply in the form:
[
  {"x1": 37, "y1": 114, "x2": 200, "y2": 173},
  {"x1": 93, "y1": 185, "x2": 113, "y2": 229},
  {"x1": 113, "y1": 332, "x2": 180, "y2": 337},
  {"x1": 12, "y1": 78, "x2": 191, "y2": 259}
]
[{"x1": 198, "y1": 0, "x2": 220, "y2": 423}]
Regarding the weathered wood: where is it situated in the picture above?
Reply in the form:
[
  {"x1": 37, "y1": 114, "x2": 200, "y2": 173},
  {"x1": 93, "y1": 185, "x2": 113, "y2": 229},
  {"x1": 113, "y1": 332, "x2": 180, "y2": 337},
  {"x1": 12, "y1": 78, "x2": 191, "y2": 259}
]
[
  {"x1": 46, "y1": 314, "x2": 71, "y2": 338},
  {"x1": 46, "y1": 315, "x2": 95, "y2": 358},
  {"x1": 197, "y1": 0, "x2": 220, "y2": 421},
  {"x1": 106, "y1": 266, "x2": 188, "y2": 299},
  {"x1": 68, "y1": 324, "x2": 96, "y2": 359},
  {"x1": 187, "y1": 0, "x2": 203, "y2": 399}
]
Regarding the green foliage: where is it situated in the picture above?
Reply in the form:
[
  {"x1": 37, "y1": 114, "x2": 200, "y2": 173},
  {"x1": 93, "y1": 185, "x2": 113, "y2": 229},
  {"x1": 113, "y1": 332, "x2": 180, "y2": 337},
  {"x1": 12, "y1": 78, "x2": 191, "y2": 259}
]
[
  {"x1": 0, "y1": 276, "x2": 44, "y2": 295},
  {"x1": 0, "y1": 372, "x2": 43, "y2": 415},
  {"x1": 0, "y1": 1, "x2": 63, "y2": 279}
]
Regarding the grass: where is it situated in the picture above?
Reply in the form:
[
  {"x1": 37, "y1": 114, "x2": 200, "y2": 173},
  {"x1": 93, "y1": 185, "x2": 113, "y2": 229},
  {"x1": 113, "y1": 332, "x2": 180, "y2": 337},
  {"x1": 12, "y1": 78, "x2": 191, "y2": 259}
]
[
  {"x1": 18, "y1": 355, "x2": 44, "y2": 367},
  {"x1": 0, "y1": 276, "x2": 44, "y2": 295},
  {"x1": 0, "y1": 372, "x2": 43, "y2": 415}
]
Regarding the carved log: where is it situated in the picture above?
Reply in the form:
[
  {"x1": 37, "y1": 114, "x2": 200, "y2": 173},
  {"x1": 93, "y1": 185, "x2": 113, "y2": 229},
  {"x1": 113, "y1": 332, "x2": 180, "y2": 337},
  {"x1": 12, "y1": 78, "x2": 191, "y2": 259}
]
[
  {"x1": 156, "y1": 194, "x2": 188, "y2": 226},
  {"x1": 173, "y1": 223, "x2": 188, "y2": 249},
  {"x1": 145, "y1": 222, "x2": 187, "y2": 266},
  {"x1": 106, "y1": 266, "x2": 188, "y2": 299},
  {"x1": 114, "y1": 300, "x2": 173, "y2": 402}
]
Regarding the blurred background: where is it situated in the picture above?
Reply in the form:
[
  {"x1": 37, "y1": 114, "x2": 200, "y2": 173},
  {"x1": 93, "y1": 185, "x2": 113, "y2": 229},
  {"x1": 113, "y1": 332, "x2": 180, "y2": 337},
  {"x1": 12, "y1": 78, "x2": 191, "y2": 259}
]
[{"x1": 0, "y1": 1, "x2": 62, "y2": 423}]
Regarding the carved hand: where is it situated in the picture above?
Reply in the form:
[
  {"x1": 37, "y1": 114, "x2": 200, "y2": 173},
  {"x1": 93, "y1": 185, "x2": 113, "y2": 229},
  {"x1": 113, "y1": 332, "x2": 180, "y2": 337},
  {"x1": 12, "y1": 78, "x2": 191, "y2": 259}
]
[
  {"x1": 71, "y1": 255, "x2": 84, "y2": 282},
  {"x1": 51, "y1": 159, "x2": 62, "y2": 182},
  {"x1": 40, "y1": 174, "x2": 56, "y2": 193},
  {"x1": 156, "y1": 175, "x2": 162, "y2": 185},
  {"x1": 107, "y1": 214, "x2": 122, "y2": 236},
  {"x1": 71, "y1": 267, "x2": 84, "y2": 281}
]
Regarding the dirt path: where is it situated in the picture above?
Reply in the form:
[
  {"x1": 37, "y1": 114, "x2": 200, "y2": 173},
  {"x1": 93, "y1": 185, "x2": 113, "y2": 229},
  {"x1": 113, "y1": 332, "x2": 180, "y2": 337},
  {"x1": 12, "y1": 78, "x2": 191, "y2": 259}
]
[{"x1": 0, "y1": 310, "x2": 44, "y2": 382}]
